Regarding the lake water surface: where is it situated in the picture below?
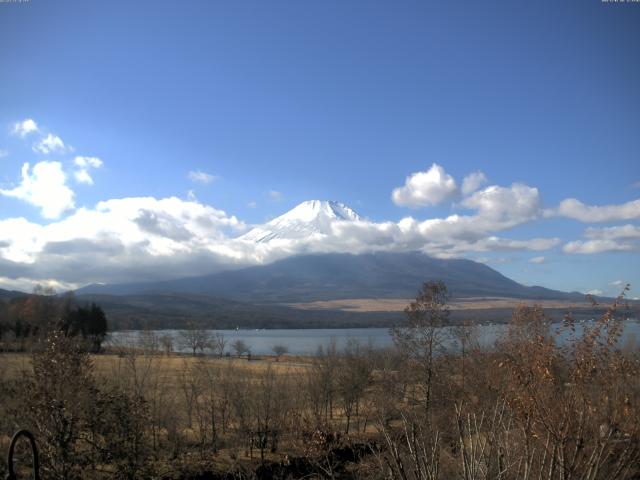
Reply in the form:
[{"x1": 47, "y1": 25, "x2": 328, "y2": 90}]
[{"x1": 108, "y1": 320, "x2": 640, "y2": 356}]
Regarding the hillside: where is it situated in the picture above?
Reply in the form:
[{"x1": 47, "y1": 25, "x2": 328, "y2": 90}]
[
  {"x1": 0, "y1": 288, "x2": 28, "y2": 301},
  {"x1": 76, "y1": 251, "x2": 584, "y2": 303},
  {"x1": 74, "y1": 292, "x2": 403, "y2": 330}
]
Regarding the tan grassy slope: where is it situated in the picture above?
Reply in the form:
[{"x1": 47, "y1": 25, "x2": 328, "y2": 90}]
[{"x1": 286, "y1": 297, "x2": 607, "y2": 312}]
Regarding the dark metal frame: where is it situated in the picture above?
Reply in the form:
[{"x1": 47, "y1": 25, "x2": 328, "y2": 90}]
[{"x1": 5, "y1": 430, "x2": 39, "y2": 480}]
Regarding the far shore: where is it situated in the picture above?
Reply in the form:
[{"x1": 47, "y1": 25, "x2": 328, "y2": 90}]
[{"x1": 284, "y1": 296, "x2": 631, "y2": 312}]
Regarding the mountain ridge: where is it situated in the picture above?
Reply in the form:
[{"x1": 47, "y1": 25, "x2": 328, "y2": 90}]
[{"x1": 76, "y1": 251, "x2": 584, "y2": 303}]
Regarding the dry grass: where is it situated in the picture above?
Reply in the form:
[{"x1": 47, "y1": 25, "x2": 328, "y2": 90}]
[
  {"x1": 0, "y1": 351, "x2": 327, "y2": 476},
  {"x1": 0, "y1": 352, "x2": 313, "y2": 382},
  {"x1": 286, "y1": 296, "x2": 603, "y2": 312}
]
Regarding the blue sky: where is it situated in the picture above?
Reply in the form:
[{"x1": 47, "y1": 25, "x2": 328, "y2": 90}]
[{"x1": 0, "y1": 0, "x2": 638, "y2": 296}]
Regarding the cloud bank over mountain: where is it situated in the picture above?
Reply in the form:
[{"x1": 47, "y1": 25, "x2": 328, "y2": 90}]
[{"x1": 0, "y1": 119, "x2": 638, "y2": 291}]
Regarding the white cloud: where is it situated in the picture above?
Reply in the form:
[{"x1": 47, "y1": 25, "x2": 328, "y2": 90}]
[
  {"x1": 0, "y1": 276, "x2": 77, "y2": 293},
  {"x1": 74, "y1": 156, "x2": 103, "y2": 169},
  {"x1": 0, "y1": 149, "x2": 8, "y2": 158},
  {"x1": 0, "y1": 161, "x2": 75, "y2": 219},
  {"x1": 33, "y1": 133, "x2": 70, "y2": 155},
  {"x1": 0, "y1": 189, "x2": 564, "y2": 287},
  {"x1": 74, "y1": 170, "x2": 94, "y2": 185},
  {"x1": 73, "y1": 156, "x2": 103, "y2": 185},
  {"x1": 252, "y1": 181, "x2": 555, "y2": 259},
  {"x1": 1, "y1": 153, "x2": 636, "y2": 288},
  {"x1": 586, "y1": 289, "x2": 603, "y2": 296},
  {"x1": 0, "y1": 196, "x2": 246, "y2": 287},
  {"x1": 392, "y1": 163, "x2": 458, "y2": 207},
  {"x1": 267, "y1": 212, "x2": 560, "y2": 260},
  {"x1": 610, "y1": 280, "x2": 624, "y2": 286},
  {"x1": 461, "y1": 183, "x2": 542, "y2": 226},
  {"x1": 556, "y1": 198, "x2": 640, "y2": 223},
  {"x1": 474, "y1": 257, "x2": 513, "y2": 265},
  {"x1": 472, "y1": 237, "x2": 558, "y2": 252},
  {"x1": 563, "y1": 224, "x2": 640, "y2": 254},
  {"x1": 281, "y1": 181, "x2": 549, "y2": 260},
  {"x1": 461, "y1": 171, "x2": 488, "y2": 196},
  {"x1": 563, "y1": 240, "x2": 637, "y2": 254},
  {"x1": 0, "y1": 217, "x2": 42, "y2": 263},
  {"x1": 11, "y1": 118, "x2": 72, "y2": 155},
  {"x1": 188, "y1": 170, "x2": 217, "y2": 184},
  {"x1": 268, "y1": 190, "x2": 283, "y2": 201},
  {"x1": 11, "y1": 119, "x2": 39, "y2": 137},
  {"x1": 583, "y1": 224, "x2": 640, "y2": 240}
]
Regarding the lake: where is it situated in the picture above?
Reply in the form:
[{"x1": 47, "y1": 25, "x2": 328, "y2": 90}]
[{"x1": 107, "y1": 319, "x2": 640, "y2": 356}]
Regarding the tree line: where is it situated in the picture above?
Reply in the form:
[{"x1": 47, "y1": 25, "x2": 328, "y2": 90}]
[{"x1": 0, "y1": 287, "x2": 108, "y2": 353}]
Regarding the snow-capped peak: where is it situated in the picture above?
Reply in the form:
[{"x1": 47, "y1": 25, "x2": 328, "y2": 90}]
[
  {"x1": 277, "y1": 200, "x2": 361, "y2": 223},
  {"x1": 240, "y1": 200, "x2": 362, "y2": 243}
]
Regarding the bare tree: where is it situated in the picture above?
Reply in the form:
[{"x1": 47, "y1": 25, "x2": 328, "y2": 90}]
[
  {"x1": 251, "y1": 365, "x2": 289, "y2": 460},
  {"x1": 210, "y1": 332, "x2": 227, "y2": 357},
  {"x1": 179, "y1": 327, "x2": 211, "y2": 356},
  {"x1": 228, "y1": 369, "x2": 254, "y2": 456},
  {"x1": 336, "y1": 339, "x2": 373, "y2": 433},
  {"x1": 306, "y1": 340, "x2": 340, "y2": 428},
  {"x1": 232, "y1": 339, "x2": 250, "y2": 359},
  {"x1": 451, "y1": 319, "x2": 479, "y2": 394},
  {"x1": 272, "y1": 343, "x2": 288, "y2": 361},
  {"x1": 391, "y1": 281, "x2": 449, "y2": 420},
  {"x1": 159, "y1": 334, "x2": 173, "y2": 356},
  {"x1": 177, "y1": 359, "x2": 200, "y2": 429},
  {"x1": 193, "y1": 360, "x2": 224, "y2": 452},
  {"x1": 138, "y1": 330, "x2": 159, "y2": 355}
]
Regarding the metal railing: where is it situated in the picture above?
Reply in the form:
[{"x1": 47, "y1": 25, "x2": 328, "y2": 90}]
[{"x1": 4, "y1": 430, "x2": 39, "y2": 480}]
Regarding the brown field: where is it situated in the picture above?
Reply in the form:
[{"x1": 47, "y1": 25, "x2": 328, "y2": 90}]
[
  {"x1": 286, "y1": 296, "x2": 600, "y2": 312},
  {"x1": 0, "y1": 351, "x2": 335, "y2": 476},
  {"x1": 0, "y1": 352, "x2": 313, "y2": 382}
]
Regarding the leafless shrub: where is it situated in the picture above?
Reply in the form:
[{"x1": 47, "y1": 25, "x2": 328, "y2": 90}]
[
  {"x1": 210, "y1": 332, "x2": 227, "y2": 357},
  {"x1": 159, "y1": 333, "x2": 174, "y2": 355},
  {"x1": 231, "y1": 339, "x2": 251, "y2": 359},
  {"x1": 272, "y1": 343, "x2": 288, "y2": 360},
  {"x1": 179, "y1": 327, "x2": 212, "y2": 356},
  {"x1": 378, "y1": 412, "x2": 441, "y2": 480},
  {"x1": 497, "y1": 287, "x2": 640, "y2": 479},
  {"x1": 24, "y1": 330, "x2": 97, "y2": 480}
]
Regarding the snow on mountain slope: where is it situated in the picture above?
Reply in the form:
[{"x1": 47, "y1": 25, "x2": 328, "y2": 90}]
[{"x1": 240, "y1": 200, "x2": 362, "y2": 243}]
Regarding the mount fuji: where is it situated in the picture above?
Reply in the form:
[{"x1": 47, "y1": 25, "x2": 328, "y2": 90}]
[
  {"x1": 70, "y1": 199, "x2": 600, "y2": 327},
  {"x1": 240, "y1": 200, "x2": 362, "y2": 243},
  {"x1": 76, "y1": 198, "x2": 585, "y2": 303}
]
